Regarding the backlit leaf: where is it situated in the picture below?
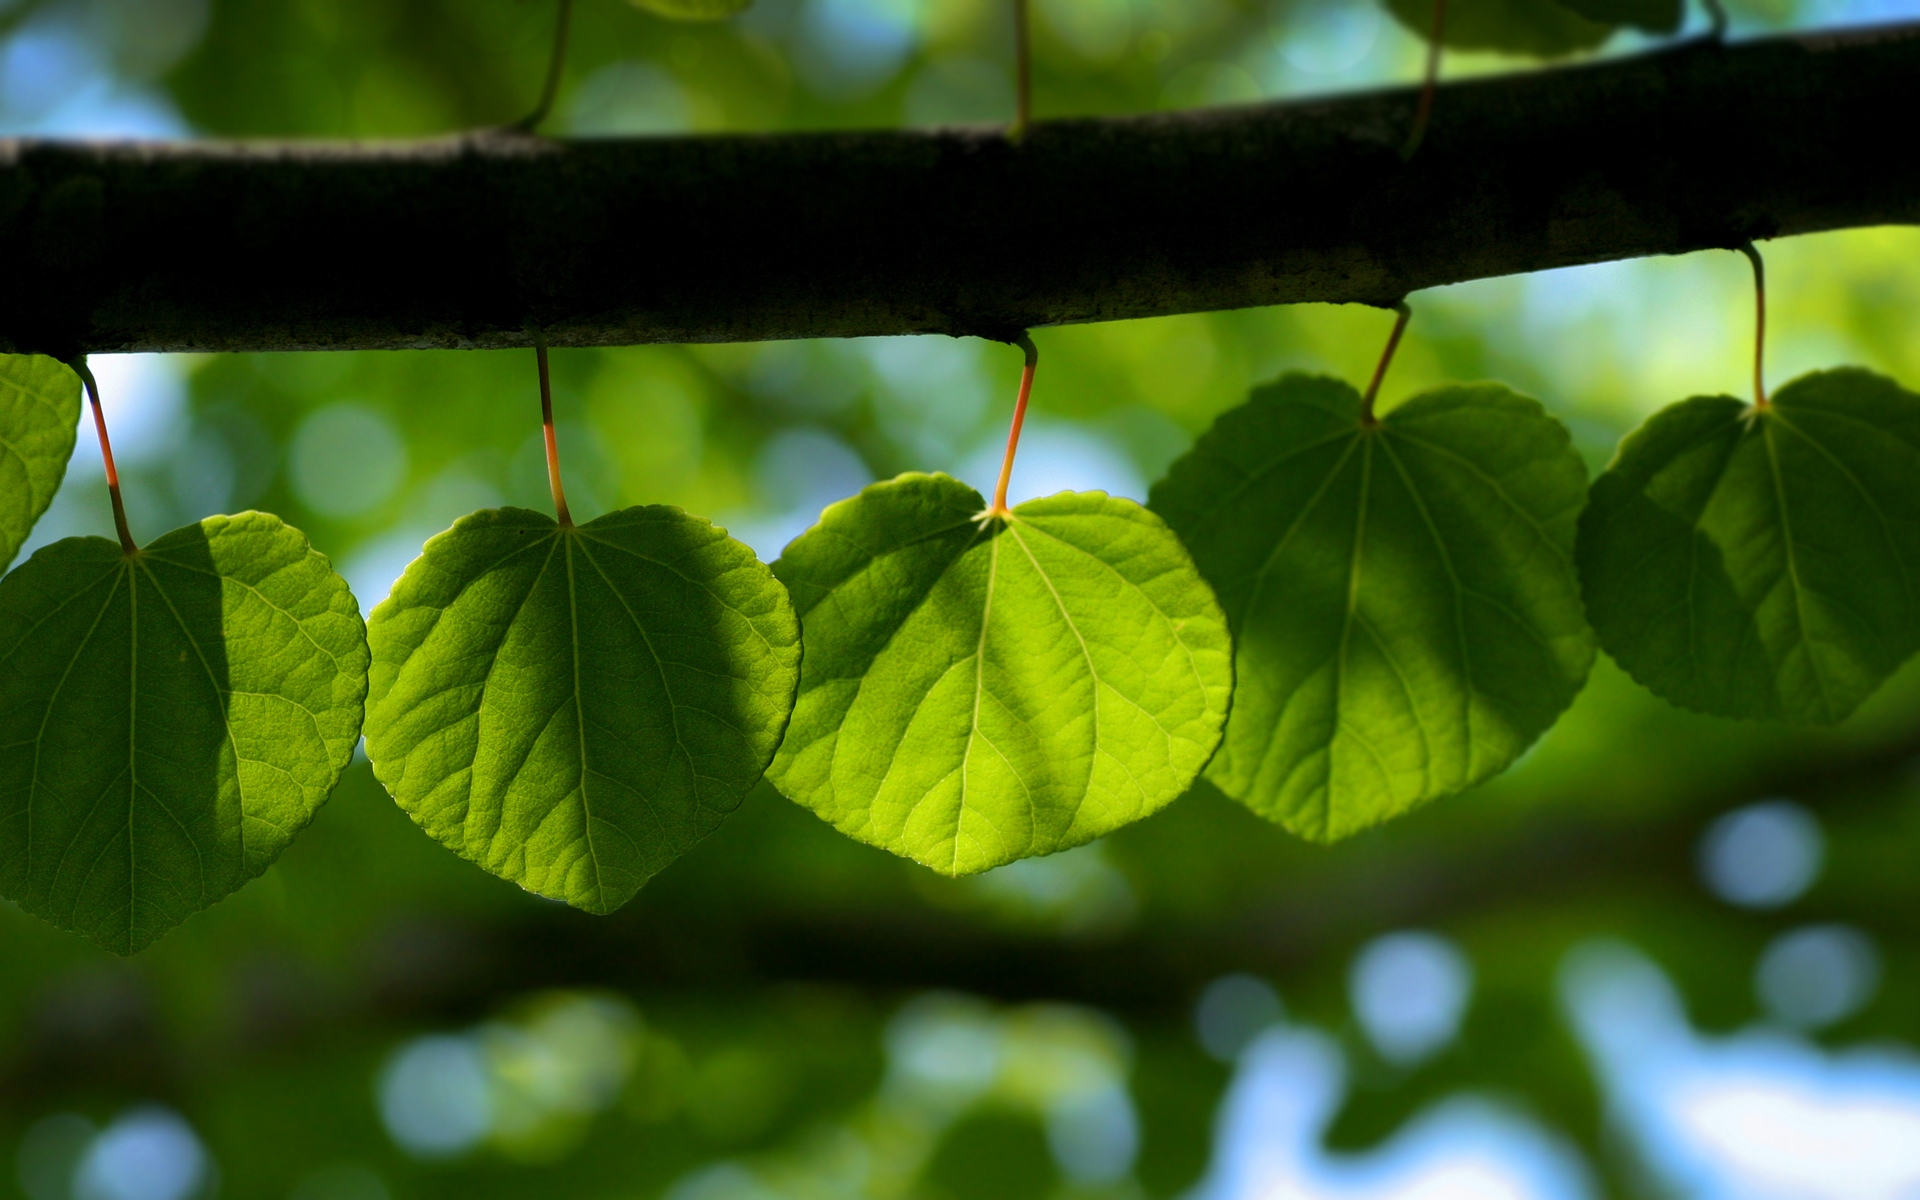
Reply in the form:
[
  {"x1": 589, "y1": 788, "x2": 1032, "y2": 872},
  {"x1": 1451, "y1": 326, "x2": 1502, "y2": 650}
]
[
  {"x1": 0, "y1": 355, "x2": 81, "y2": 573},
  {"x1": 1152, "y1": 375, "x2": 1594, "y2": 843},
  {"x1": 0, "y1": 512, "x2": 368, "y2": 954},
  {"x1": 1578, "y1": 368, "x2": 1920, "y2": 724},
  {"x1": 363, "y1": 506, "x2": 799, "y2": 913},
  {"x1": 767, "y1": 474, "x2": 1232, "y2": 876}
]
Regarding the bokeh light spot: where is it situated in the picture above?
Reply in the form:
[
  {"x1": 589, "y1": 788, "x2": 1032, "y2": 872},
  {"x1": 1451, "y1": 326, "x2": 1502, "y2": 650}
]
[
  {"x1": 290, "y1": 403, "x2": 407, "y2": 519},
  {"x1": 377, "y1": 1035, "x2": 493, "y2": 1159},
  {"x1": 1757, "y1": 924, "x2": 1881, "y2": 1029},
  {"x1": 1195, "y1": 974, "x2": 1285, "y2": 1062},
  {"x1": 1350, "y1": 931, "x2": 1475, "y2": 1067},
  {"x1": 1698, "y1": 800, "x2": 1824, "y2": 909},
  {"x1": 71, "y1": 1108, "x2": 209, "y2": 1200}
]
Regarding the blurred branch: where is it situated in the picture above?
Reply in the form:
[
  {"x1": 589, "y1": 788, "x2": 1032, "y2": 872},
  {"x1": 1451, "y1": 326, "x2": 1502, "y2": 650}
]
[
  {"x1": 1, "y1": 22, "x2": 1917, "y2": 355},
  {"x1": 351, "y1": 722, "x2": 1920, "y2": 1026}
]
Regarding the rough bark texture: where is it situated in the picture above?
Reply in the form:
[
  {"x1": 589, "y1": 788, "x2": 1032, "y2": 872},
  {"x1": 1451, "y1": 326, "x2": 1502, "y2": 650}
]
[{"x1": 1, "y1": 22, "x2": 1916, "y2": 356}]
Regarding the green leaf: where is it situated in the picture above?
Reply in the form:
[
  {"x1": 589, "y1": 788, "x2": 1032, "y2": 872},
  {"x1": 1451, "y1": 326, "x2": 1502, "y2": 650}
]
[
  {"x1": 1578, "y1": 368, "x2": 1920, "y2": 724},
  {"x1": 363, "y1": 506, "x2": 799, "y2": 913},
  {"x1": 0, "y1": 355, "x2": 82, "y2": 573},
  {"x1": 767, "y1": 474, "x2": 1232, "y2": 876},
  {"x1": 627, "y1": 0, "x2": 753, "y2": 20},
  {"x1": 0, "y1": 512, "x2": 368, "y2": 954},
  {"x1": 1384, "y1": 0, "x2": 1614, "y2": 57},
  {"x1": 1151, "y1": 375, "x2": 1594, "y2": 843},
  {"x1": 1552, "y1": 0, "x2": 1682, "y2": 34}
]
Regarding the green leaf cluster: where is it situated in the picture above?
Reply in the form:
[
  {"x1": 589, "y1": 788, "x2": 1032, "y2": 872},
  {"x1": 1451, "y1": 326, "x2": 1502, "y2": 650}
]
[{"x1": 2, "y1": 338, "x2": 1918, "y2": 955}]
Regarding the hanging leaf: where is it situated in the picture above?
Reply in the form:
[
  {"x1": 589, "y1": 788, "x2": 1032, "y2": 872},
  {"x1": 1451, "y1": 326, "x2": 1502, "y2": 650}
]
[
  {"x1": 1578, "y1": 368, "x2": 1920, "y2": 724},
  {"x1": 0, "y1": 355, "x2": 82, "y2": 573},
  {"x1": 0, "y1": 513, "x2": 367, "y2": 954},
  {"x1": 627, "y1": 0, "x2": 754, "y2": 19},
  {"x1": 1383, "y1": 0, "x2": 1613, "y2": 58},
  {"x1": 767, "y1": 474, "x2": 1232, "y2": 876},
  {"x1": 1152, "y1": 375, "x2": 1594, "y2": 843},
  {"x1": 363, "y1": 506, "x2": 799, "y2": 913}
]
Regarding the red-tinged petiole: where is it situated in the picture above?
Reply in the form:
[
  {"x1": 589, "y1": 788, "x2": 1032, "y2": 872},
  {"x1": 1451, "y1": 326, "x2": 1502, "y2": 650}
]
[
  {"x1": 982, "y1": 333, "x2": 1040, "y2": 521},
  {"x1": 534, "y1": 330, "x2": 574, "y2": 526},
  {"x1": 1360, "y1": 302, "x2": 1413, "y2": 428},
  {"x1": 72, "y1": 358, "x2": 137, "y2": 556}
]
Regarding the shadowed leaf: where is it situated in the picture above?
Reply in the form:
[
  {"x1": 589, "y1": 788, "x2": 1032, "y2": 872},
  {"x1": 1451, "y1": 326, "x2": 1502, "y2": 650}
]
[
  {"x1": 1153, "y1": 375, "x2": 1593, "y2": 843},
  {"x1": 0, "y1": 512, "x2": 367, "y2": 954},
  {"x1": 1578, "y1": 368, "x2": 1920, "y2": 723}
]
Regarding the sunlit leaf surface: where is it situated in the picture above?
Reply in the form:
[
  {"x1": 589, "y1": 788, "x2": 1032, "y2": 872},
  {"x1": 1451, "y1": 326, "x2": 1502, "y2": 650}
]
[
  {"x1": 0, "y1": 354, "x2": 81, "y2": 573},
  {"x1": 768, "y1": 473, "x2": 1232, "y2": 876},
  {"x1": 364, "y1": 506, "x2": 799, "y2": 913}
]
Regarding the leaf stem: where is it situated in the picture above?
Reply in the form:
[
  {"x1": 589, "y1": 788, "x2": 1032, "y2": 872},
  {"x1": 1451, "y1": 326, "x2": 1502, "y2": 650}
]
[
  {"x1": 1402, "y1": 0, "x2": 1447, "y2": 159},
  {"x1": 1011, "y1": 0, "x2": 1032, "y2": 141},
  {"x1": 516, "y1": 0, "x2": 574, "y2": 133},
  {"x1": 1360, "y1": 302, "x2": 1412, "y2": 427},
  {"x1": 988, "y1": 333, "x2": 1040, "y2": 517},
  {"x1": 534, "y1": 330, "x2": 573, "y2": 525},
  {"x1": 1703, "y1": 0, "x2": 1728, "y2": 40},
  {"x1": 72, "y1": 357, "x2": 136, "y2": 555},
  {"x1": 1738, "y1": 241, "x2": 1767, "y2": 408}
]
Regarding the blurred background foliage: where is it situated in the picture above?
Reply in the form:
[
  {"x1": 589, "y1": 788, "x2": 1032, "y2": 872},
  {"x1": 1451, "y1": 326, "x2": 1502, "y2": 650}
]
[{"x1": 4, "y1": 0, "x2": 1920, "y2": 1197}]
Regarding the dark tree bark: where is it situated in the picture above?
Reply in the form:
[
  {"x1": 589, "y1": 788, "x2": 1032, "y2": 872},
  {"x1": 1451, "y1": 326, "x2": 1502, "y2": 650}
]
[{"x1": 1, "y1": 21, "x2": 1916, "y2": 357}]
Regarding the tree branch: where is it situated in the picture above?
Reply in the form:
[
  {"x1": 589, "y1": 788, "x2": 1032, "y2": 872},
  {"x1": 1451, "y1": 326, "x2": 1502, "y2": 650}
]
[{"x1": 2, "y1": 22, "x2": 1917, "y2": 356}]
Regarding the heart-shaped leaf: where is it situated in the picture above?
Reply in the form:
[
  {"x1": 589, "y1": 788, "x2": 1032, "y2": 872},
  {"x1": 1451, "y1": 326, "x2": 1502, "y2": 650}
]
[
  {"x1": 0, "y1": 512, "x2": 368, "y2": 954},
  {"x1": 364, "y1": 506, "x2": 799, "y2": 913},
  {"x1": 1578, "y1": 368, "x2": 1920, "y2": 724},
  {"x1": 767, "y1": 474, "x2": 1232, "y2": 876},
  {"x1": 1152, "y1": 375, "x2": 1594, "y2": 843},
  {"x1": 0, "y1": 355, "x2": 82, "y2": 573},
  {"x1": 627, "y1": 0, "x2": 753, "y2": 20}
]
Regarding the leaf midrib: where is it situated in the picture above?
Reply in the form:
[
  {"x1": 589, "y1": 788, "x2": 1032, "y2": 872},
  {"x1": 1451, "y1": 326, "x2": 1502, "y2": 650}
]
[{"x1": 1761, "y1": 418, "x2": 1836, "y2": 718}]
